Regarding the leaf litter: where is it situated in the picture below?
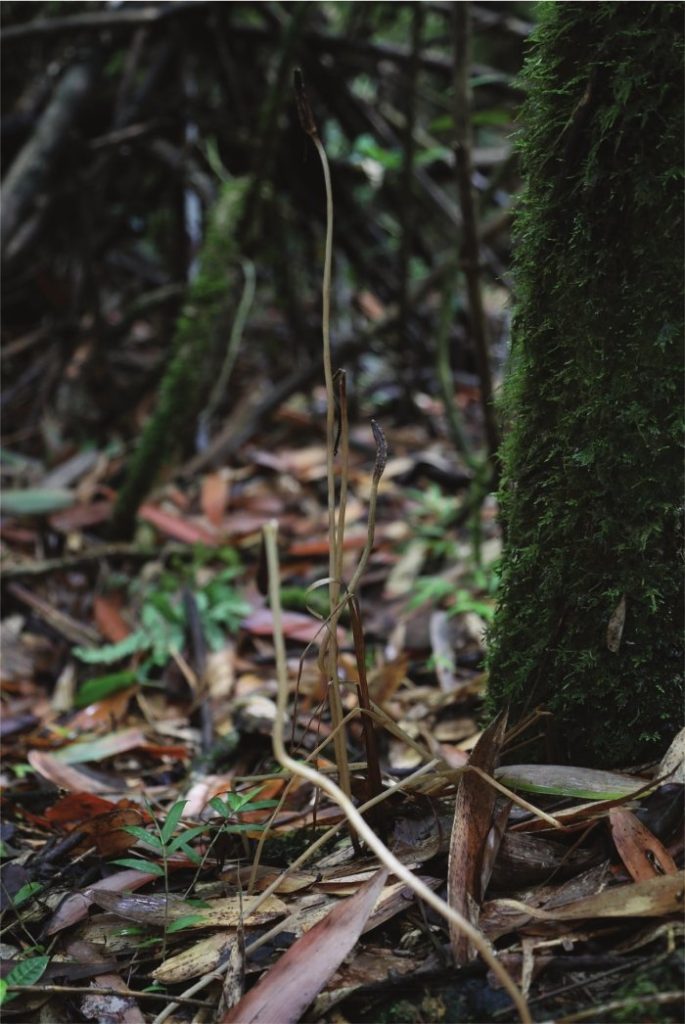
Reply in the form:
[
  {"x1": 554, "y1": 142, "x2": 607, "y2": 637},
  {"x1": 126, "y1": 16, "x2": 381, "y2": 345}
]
[{"x1": 2, "y1": 417, "x2": 682, "y2": 1023}]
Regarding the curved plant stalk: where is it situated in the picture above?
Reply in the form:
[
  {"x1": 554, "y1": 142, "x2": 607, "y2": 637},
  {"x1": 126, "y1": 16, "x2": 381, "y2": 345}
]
[
  {"x1": 151, "y1": 759, "x2": 443, "y2": 1024},
  {"x1": 294, "y1": 70, "x2": 351, "y2": 805},
  {"x1": 262, "y1": 520, "x2": 531, "y2": 1024}
]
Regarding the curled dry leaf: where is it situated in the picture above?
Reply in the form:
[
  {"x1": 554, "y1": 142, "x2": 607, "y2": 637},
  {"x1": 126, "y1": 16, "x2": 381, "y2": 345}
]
[
  {"x1": 658, "y1": 727, "x2": 685, "y2": 785},
  {"x1": 609, "y1": 808, "x2": 678, "y2": 882},
  {"x1": 447, "y1": 710, "x2": 508, "y2": 963}
]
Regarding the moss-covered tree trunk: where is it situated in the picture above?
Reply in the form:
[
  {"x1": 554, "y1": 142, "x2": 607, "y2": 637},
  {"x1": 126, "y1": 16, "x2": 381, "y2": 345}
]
[
  {"x1": 111, "y1": 178, "x2": 248, "y2": 538},
  {"x1": 487, "y1": 3, "x2": 683, "y2": 767}
]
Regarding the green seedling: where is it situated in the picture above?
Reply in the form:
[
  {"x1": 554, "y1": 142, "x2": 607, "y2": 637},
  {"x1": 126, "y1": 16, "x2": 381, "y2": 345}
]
[
  {"x1": 72, "y1": 556, "x2": 250, "y2": 702},
  {"x1": 11, "y1": 882, "x2": 43, "y2": 909},
  {"x1": 0, "y1": 955, "x2": 50, "y2": 1006}
]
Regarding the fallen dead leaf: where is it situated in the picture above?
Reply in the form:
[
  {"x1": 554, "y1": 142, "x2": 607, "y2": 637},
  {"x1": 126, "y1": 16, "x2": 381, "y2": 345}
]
[
  {"x1": 85, "y1": 890, "x2": 287, "y2": 930},
  {"x1": 27, "y1": 751, "x2": 123, "y2": 794},
  {"x1": 609, "y1": 808, "x2": 678, "y2": 882},
  {"x1": 46, "y1": 869, "x2": 162, "y2": 935},
  {"x1": 221, "y1": 868, "x2": 388, "y2": 1024},
  {"x1": 448, "y1": 710, "x2": 508, "y2": 963},
  {"x1": 153, "y1": 931, "x2": 235, "y2": 984}
]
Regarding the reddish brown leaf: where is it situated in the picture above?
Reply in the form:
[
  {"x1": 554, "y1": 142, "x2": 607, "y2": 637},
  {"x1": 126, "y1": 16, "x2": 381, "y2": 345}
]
[
  {"x1": 43, "y1": 793, "x2": 120, "y2": 826},
  {"x1": 93, "y1": 594, "x2": 131, "y2": 643},
  {"x1": 242, "y1": 608, "x2": 343, "y2": 644},
  {"x1": 287, "y1": 534, "x2": 365, "y2": 557},
  {"x1": 138, "y1": 504, "x2": 220, "y2": 545},
  {"x1": 609, "y1": 808, "x2": 679, "y2": 882},
  {"x1": 447, "y1": 710, "x2": 508, "y2": 964},
  {"x1": 49, "y1": 501, "x2": 113, "y2": 532},
  {"x1": 201, "y1": 472, "x2": 230, "y2": 526},
  {"x1": 77, "y1": 807, "x2": 146, "y2": 857},
  {"x1": 221, "y1": 868, "x2": 388, "y2": 1024}
]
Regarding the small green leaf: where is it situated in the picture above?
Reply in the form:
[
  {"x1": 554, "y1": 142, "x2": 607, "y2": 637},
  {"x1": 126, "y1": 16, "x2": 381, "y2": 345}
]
[
  {"x1": 174, "y1": 843, "x2": 202, "y2": 865},
  {"x1": 209, "y1": 796, "x2": 231, "y2": 817},
  {"x1": 166, "y1": 914, "x2": 205, "y2": 933},
  {"x1": 112, "y1": 858, "x2": 165, "y2": 876},
  {"x1": 0, "y1": 979, "x2": 8, "y2": 1005},
  {"x1": 123, "y1": 826, "x2": 164, "y2": 849},
  {"x1": 165, "y1": 825, "x2": 206, "y2": 853},
  {"x1": 75, "y1": 670, "x2": 138, "y2": 708},
  {"x1": 12, "y1": 882, "x2": 43, "y2": 908},
  {"x1": 73, "y1": 631, "x2": 148, "y2": 665},
  {"x1": 5, "y1": 955, "x2": 50, "y2": 989},
  {"x1": 160, "y1": 800, "x2": 187, "y2": 845},
  {"x1": 236, "y1": 799, "x2": 279, "y2": 812},
  {"x1": 221, "y1": 822, "x2": 266, "y2": 834}
]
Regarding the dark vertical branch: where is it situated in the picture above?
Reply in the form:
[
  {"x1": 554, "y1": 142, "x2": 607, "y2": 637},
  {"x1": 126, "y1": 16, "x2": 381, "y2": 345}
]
[
  {"x1": 453, "y1": 2, "x2": 500, "y2": 468},
  {"x1": 398, "y1": 2, "x2": 423, "y2": 347},
  {"x1": 238, "y1": 1, "x2": 311, "y2": 244}
]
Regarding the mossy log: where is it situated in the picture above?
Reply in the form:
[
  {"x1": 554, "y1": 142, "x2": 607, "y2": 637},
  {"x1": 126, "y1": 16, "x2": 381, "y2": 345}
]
[
  {"x1": 111, "y1": 177, "x2": 249, "y2": 538},
  {"x1": 487, "y1": 3, "x2": 683, "y2": 766}
]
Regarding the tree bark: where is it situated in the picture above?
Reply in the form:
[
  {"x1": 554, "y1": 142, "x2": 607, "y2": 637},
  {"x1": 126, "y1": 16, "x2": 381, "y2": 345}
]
[
  {"x1": 487, "y1": 2, "x2": 683, "y2": 767},
  {"x1": 1, "y1": 60, "x2": 96, "y2": 255}
]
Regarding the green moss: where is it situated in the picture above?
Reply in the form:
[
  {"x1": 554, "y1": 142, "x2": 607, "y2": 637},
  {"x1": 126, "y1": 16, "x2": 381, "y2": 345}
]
[
  {"x1": 487, "y1": 4, "x2": 683, "y2": 766},
  {"x1": 112, "y1": 178, "x2": 249, "y2": 537}
]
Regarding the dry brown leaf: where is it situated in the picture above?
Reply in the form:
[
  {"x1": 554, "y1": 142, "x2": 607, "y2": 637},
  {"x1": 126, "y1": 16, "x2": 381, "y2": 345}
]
[
  {"x1": 201, "y1": 471, "x2": 230, "y2": 526},
  {"x1": 46, "y1": 869, "x2": 161, "y2": 935},
  {"x1": 609, "y1": 808, "x2": 679, "y2": 882},
  {"x1": 93, "y1": 595, "x2": 131, "y2": 643},
  {"x1": 490, "y1": 829, "x2": 598, "y2": 889},
  {"x1": 447, "y1": 710, "x2": 508, "y2": 963},
  {"x1": 81, "y1": 973, "x2": 145, "y2": 1024},
  {"x1": 27, "y1": 751, "x2": 121, "y2": 794},
  {"x1": 85, "y1": 890, "x2": 287, "y2": 930},
  {"x1": 153, "y1": 931, "x2": 235, "y2": 984},
  {"x1": 500, "y1": 872, "x2": 684, "y2": 923},
  {"x1": 221, "y1": 868, "x2": 388, "y2": 1024},
  {"x1": 658, "y1": 727, "x2": 685, "y2": 785}
]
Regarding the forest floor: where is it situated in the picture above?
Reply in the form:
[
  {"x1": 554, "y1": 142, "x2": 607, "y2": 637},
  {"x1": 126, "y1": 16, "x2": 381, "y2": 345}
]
[
  {"x1": 1, "y1": 4, "x2": 683, "y2": 1020},
  {"x1": 1, "y1": 383, "x2": 683, "y2": 1024}
]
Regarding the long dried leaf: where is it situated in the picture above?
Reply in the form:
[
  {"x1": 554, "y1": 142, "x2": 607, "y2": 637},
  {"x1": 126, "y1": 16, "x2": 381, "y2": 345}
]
[
  {"x1": 27, "y1": 751, "x2": 121, "y2": 794},
  {"x1": 45, "y1": 870, "x2": 160, "y2": 935},
  {"x1": 500, "y1": 872, "x2": 684, "y2": 923},
  {"x1": 85, "y1": 890, "x2": 286, "y2": 930},
  {"x1": 447, "y1": 710, "x2": 507, "y2": 963},
  {"x1": 221, "y1": 868, "x2": 388, "y2": 1024}
]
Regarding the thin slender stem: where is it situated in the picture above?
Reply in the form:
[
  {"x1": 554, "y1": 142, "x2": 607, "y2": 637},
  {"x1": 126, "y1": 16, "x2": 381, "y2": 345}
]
[
  {"x1": 263, "y1": 521, "x2": 531, "y2": 1024},
  {"x1": 311, "y1": 126, "x2": 351, "y2": 805},
  {"x1": 453, "y1": 3, "x2": 500, "y2": 471}
]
